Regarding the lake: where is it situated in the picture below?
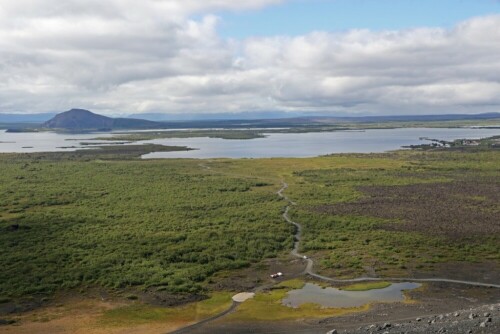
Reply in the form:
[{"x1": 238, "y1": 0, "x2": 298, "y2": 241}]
[
  {"x1": 0, "y1": 127, "x2": 498, "y2": 157},
  {"x1": 282, "y1": 282, "x2": 420, "y2": 308},
  {"x1": 142, "y1": 127, "x2": 500, "y2": 158},
  {"x1": 0, "y1": 131, "x2": 118, "y2": 153}
]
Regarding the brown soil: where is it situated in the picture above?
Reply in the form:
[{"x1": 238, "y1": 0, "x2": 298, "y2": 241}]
[
  {"x1": 209, "y1": 256, "x2": 307, "y2": 292},
  {"x1": 0, "y1": 287, "x2": 205, "y2": 318},
  {"x1": 0, "y1": 295, "x2": 193, "y2": 334},
  {"x1": 314, "y1": 178, "x2": 500, "y2": 239},
  {"x1": 0, "y1": 287, "x2": 209, "y2": 334}
]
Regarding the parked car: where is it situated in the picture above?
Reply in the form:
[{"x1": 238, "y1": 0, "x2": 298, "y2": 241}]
[{"x1": 270, "y1": 272, "x2": 283, "y2": 278}]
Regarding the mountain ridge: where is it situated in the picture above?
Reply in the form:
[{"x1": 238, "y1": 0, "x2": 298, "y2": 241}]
[
  {"x1": 12, "y1": 108, "x2": 500, "y2": 131},
  {"x1": 42, "y1": 109, "x2": 161, "y2": 130}
]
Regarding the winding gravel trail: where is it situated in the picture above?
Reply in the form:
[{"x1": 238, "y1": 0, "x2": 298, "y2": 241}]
[
  {"x1": 170, "y1": 179, "x2": 499, "y2": 333},
  {"x1": 278, "y1": 181, "x2": 500, "y2": 289}
]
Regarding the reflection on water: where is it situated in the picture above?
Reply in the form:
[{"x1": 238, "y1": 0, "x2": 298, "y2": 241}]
[
  {"x1": 0, "y1": 131, "x2": 118, "y2": 153},
  {"x1": 282, "y1": 282, "x2": 420, "y2": 308},
  {"x1": 142, "y1": 127, "x2": 500, "y2": 159},
  {"x1": 1, "y1": 127, "x2": 499, "y2": 156}
]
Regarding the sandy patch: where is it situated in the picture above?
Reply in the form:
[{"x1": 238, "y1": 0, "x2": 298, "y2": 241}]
[{"x1": 232, "y1": 293, "x2": 255, "y2": 303}]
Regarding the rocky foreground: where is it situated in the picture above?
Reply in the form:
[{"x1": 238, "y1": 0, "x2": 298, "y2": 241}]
[{"x1": 327, "y1": 303, "x2": 499, "y2": 334}]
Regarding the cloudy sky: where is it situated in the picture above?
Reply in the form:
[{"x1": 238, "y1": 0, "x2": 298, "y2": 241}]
[{"x1": 1, "y1": 0, "x2": 500, "y2": 116}]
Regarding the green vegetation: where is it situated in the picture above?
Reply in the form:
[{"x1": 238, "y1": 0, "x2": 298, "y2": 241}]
[
  {"x1": 1, "y1": 143, "x2": 498, "y2": 300},
  {"x1": 0, "y1": 154, "x2": 292, "y2": 297},
  {"x1": 276, "y1": 279, "x2": 305, "y2": 290},
  {"x1": 100, "y1": 292, "x2": 232, "y2": 326},
  {"x1": 5, "y1": 144, "x2": 192, "y2": 162},
  {"x1": 96, "y1": 130, "x2": 266, "y2": 142},
  {"x1": 286, "y1": 150, "x2": 500, "y2": 277},
  {"x1": 340, "y1": 282, "x2": 391, "y2": 291},
  {"x1": 5, "y1": 128, "x2": 40, "y2": 133},
  {"x1": 407, "y1": 134, "x2": 500, "y2": 150},
  {"x1": 0, "y1": 297, "x2": 11, "y2": 304}
]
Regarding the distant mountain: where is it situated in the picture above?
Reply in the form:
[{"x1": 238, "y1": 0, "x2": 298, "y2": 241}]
[
  {"x1": 43, "y1": 109, "x2": 114, "y2": 129},
  {"x1": 43, "y1": 109, "x2": 161, "y2": 130},
  {"x1": 0, "y1": 113, "x2": 56, "y2": 123},
  {"x1": 306, "y1": 112, "x2": 500, "y2": 123},
  {"x1": 126, "y1": 112, "x2": 500, "y2": 122},
  {"x1": 9, "y1": 109, "x2": 500, "y2": 131}
]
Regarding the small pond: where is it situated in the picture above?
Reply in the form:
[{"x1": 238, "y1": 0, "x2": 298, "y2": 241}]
[{"x1": 282, "y1": 282, "x2": 420, "y2": 308}]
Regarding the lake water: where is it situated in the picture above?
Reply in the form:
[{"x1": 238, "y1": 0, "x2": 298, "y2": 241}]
[
  {"x1": 282, "y1": 282, "x2": 420, "y2": 308},
  {"x1": 142, "y1": 127, "x2": 500, "y2": 158},
  {"x1": 0, "y1": 127, "x2": 498, "y2": 157},
  {"x1": 0, "y1": 131, "x2": 119, "y2": 153}
]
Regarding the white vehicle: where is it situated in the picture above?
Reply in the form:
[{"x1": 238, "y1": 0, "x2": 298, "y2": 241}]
[
  {"x1": 270, "y1": 272, "x2": 283, "y2": 278},
  {"x1": 303, "y1": 255, "x2": 308, "y2": 259}
]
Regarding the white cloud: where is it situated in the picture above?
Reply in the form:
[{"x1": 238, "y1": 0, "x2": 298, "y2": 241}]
[{"x1": 0, "y1": 1, "x2": 499, "y2": 115}]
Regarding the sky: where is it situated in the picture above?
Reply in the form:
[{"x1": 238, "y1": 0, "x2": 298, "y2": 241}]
[
  {"x1": 218, "y1": 0, "x2": 500, "y2": 38},
  {"x1": 1, "y1": 0, "x2": 500, "y2": 116}
]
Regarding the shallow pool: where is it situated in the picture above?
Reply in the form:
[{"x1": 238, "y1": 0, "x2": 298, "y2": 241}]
[{"x1": 282, "y1": 282, "x2": 420, "y2": 308}]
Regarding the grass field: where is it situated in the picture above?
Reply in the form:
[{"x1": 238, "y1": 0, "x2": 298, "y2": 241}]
[
  {"x1": 99, "y1": 292, "x2": 232, "y2": 326},
  {"x1": 340, "y1": 282, "x2": 392, "y2": 291},
  {"x1": 1, "y1": 145, "x2": 499, "y2": 304}
]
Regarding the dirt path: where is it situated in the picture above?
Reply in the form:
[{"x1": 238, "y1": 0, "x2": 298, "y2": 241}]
[
  {"x1": 170, "y1": 177, "x2": 500, "y2": 334},
  {"x1": 278, "y1": 181, "x2": 500, "y2": 289}
]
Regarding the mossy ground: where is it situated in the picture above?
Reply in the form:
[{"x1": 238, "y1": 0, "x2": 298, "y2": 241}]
[{"x1": 340, "y1": 282, "x2": 392, "y2": 291}]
